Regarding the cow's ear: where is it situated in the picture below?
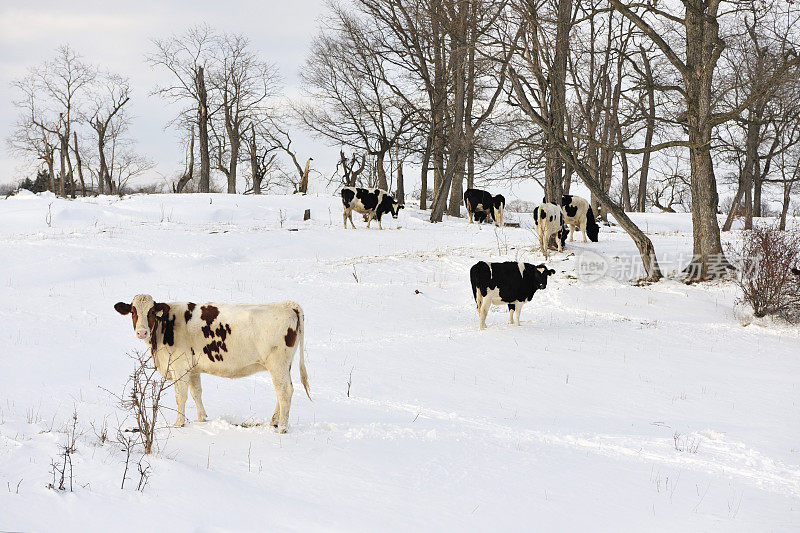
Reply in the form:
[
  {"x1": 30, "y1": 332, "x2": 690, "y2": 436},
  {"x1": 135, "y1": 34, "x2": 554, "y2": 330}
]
[
  {"x1": 548, "y1": 269, "x2": 555, "y2": 276},
  {"x1": 399, "y1": 205, "x2": 405, "y2": 210},
  {"x1": 154, "y1": 302, "x2": 170, "y2": 318},
  {"x1": 114, "y1": 302, "x2": 132, "y2": 315}
]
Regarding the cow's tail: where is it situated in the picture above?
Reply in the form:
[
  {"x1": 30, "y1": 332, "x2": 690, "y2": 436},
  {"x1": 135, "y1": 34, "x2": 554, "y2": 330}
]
[{"x1": 294, "y1": 305, "x2": 311, "y2": 401}]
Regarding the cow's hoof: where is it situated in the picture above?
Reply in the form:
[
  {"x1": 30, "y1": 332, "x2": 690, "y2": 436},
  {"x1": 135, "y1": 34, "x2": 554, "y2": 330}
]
[
  {"x1": 174, "y1": 421, "x2": 185, "y2": 427},
  {"x1": 197, "y1": 416, "x2": 207, "y2": 422},
  {"x1": 276, "y1": 426, "x2": 288, "y2": 434}
]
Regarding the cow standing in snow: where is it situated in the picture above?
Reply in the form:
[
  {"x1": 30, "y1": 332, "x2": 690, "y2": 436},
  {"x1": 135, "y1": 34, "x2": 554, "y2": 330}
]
[
  {"x1": 341, "y1": 187, "x2": 403, "y2": 229},
  {"x1": 470, "y1": 261, "x2": 555, "y2": 330},
  {"x1": 560, "y1": 195, "x2": 599, "y2": 242},
  {"x1": 464, "y1": 188, "x2": 505, "y2": 226},
  {"x1": 114, "y1": 295, "x2": 310, "y2": 433},
  {"x1": 534, "y1": 203, "x2": 568, "y2": 258}
]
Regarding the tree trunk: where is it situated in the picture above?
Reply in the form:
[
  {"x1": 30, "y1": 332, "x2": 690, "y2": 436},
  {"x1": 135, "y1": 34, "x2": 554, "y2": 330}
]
[
  {"x1": 227, "y1": 137, "x2": 239, "y2": 194},
  {"x1": 59, "y1": 136, "x2": 67, "y2": 197},
  {"x1": 779, "y1": 180, "x2": 791, "y2": 230},
  {"x1": 299, "y1": 158, "x2": 312, "y2": 194},
  {"x1": 73, "y1": 132, "x2": 86, "y2": 197},
  {"x1": 249, "y1": 126, "x2": 260, "y2": 195},
  {"x1": 637, "y1": 46, "x2": 655, "y2": 212},
  {"x1": 420, "y1": 134, "x2": 431, "y2": 210},
  {"x1": 176, "y1": 126, "x2": 195, "y2": 193},
  {"x1": 45, "y1": 152, "x2": 55, "y2": 193},
  {"x1": 752, "y1": 156, "x2": 763, "y2": 218},
  {"x1": 376, "y1": 150, "x2": 388, "y2": 190},
  {"x1": 197, "y1": 66, "x2": 211, "y2": 193},
  {"x1": 431, "y1": 3, "x2": 467, "y2": 223},
  {"x1": 544, "y1": 0, "x2": 572, "y2": 204},
  {"x1": 722, "y1": 184, "x2": 744, "y2": 232},
  {"x1": 396, "y1": 161, "x2": 405, "y2": 204},
  {"x1": 65, "y1": 143, "x2": 75, "y2": 199},
  {"x1": 682, "y1": 0, "x2": 732, "y2": 280}
]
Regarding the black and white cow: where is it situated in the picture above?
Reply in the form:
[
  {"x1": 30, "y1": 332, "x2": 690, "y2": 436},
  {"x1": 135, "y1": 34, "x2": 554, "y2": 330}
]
[
  {"x1": 114, "y1": 295, "x2": 310, "y2": 433},
  {"x1": 561, "y1": 194, "x2": 599, "y2": 242},
  {"x1": 470, "y1": 261, "x2": 555, "y2": 330},
  {"x1": 534, "y1": 203, "x2": 568, "y2": 258},
  {"x1": 341, "y1": 187, "x2": 403, "y2": 229},
  {"x1": 464, "y1": 188, "x2": 505, "y2": 226}
]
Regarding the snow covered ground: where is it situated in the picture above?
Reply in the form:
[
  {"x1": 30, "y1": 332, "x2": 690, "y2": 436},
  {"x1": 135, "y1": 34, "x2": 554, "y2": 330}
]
[{"x1": 0, "y1": 192, "x2": 798, "y2": 531}]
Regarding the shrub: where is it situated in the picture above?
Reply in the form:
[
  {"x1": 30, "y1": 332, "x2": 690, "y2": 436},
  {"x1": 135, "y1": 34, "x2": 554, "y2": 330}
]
[{"x1": 731, "y1": 225, "x2": 800, "y2": 321}]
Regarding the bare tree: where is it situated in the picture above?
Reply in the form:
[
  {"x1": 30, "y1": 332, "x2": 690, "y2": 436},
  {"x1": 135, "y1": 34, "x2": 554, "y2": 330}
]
[
  {"x1": 149, "y1": 26, "x2": 215, "y2": 193},
  {"x1": 608, "y1": 0, "x2": 800, "y2": 280},
  {"x1": 10, "y1": 45, "x2": 94, "y2": 197},
  {"x1": 298, "y1": 6, "x2": 416, "y2": 192},
  {"x1": 209, "y1": 33, "x2": 280, "y2": 193},
  {"x1": 86, "y1": 73, "x2": 130, "y2": 195}
]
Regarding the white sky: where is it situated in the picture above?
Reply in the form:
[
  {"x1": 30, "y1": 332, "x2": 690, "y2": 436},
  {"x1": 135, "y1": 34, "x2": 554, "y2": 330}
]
[{"x1": 0, "y1": 0, "x2": 337, "y2": 189}]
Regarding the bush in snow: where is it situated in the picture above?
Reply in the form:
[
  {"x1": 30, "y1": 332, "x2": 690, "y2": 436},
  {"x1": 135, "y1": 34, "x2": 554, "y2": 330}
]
[{"x1": 731, "y1": 225, "x2": 800, "y2": 321}]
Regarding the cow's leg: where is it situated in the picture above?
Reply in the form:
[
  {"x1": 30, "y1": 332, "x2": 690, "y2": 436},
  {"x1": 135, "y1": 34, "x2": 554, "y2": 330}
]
[
  {"x1": 268, "y1": 359, "x2": 294, "y2": 433},
  {"x1": 270, "y1": 402, "x2": 280, "y2": 428},
  {"x1": 466, "y1": 200, "x2": 474, "y2": 223},
  {"x1": 348, "y1": 211, "x2": 357, "y2": 229},
  {"x1": 342, "y1": 209, "x2": 349, "y2": 229},
  {"x1": 557, "y1": 230, "x2": 563, "y2": 253},
  {"x1": 188, "y1": 373, "x2": 207, "y2": 422},
  {"x1": 479, "y1": 296, "x2": 492, "y2": 330},
  {"x1": 514, "y1": 303, "x2": 523, "y2": 326},
  {"x1": 365, "y1": 212, "x2": 374, "y2": 228},
  {"x1": 538, "y1": 228, "x2": 549, "y2": 259},
  {"x1": 569, "y1": 223, "x2": 576, "y2": 242},
  {"x1": 580, "y1": 219, "x2": 588, "y2": 242},
  {"x1": 173, "y1": 377, "x2": 189, "y2": 427},
  {"x1": 508, "y1": 304, "x2": 515, "y2": 324}
]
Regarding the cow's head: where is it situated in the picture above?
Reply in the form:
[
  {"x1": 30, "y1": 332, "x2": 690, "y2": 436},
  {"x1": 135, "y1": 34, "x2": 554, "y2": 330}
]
[
  {"x1": 389, "y1": 200, "x2": 404, "y2": 218},
  {"x1": 533, "y1": 264, "x2": 556, "y2": 290},
  {"x1": 114, "y1": 294, "x2": 170, "y2": 341}
]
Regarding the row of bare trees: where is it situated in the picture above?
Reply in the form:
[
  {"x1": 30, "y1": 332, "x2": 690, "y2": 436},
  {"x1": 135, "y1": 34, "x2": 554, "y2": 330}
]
[
  {"x1": 8, "y1": 29, "x2": 314, "y2": 197},
  {"x1": 148, "y1": 26, "x2": 313, "y2": 195},
  {"x1": 9, "y1": 45, "x2": 149, "y2": 196},
  {"x1": 301, "y1": 0, "x2": 800, "y2": 281}
]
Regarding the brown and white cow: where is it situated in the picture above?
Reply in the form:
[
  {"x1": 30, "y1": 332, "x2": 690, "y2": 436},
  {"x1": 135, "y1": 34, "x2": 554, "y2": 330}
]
[{"x1": 114, "y1": 295, "x2": 310, "y2": 433}]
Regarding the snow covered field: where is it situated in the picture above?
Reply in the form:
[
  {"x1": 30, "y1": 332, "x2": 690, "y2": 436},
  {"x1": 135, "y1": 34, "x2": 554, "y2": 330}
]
[{"x1": 0, "y1": 192, "x2": 798, "y2": 531}]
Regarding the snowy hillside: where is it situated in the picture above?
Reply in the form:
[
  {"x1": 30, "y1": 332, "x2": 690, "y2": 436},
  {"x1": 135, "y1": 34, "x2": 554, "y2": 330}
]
[{"x1": 0, "y1": 192, "x2": 798, "y2": 531}]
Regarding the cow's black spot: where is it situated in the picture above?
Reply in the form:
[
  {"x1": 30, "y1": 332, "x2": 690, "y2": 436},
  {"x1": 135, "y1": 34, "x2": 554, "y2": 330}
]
[
  {"x1": 200, "y1": 305, "x2": 219, "y2": 325},
  {"x1": 185, "y1": 302, "x2": 196, "y2": 323},
  {"x1": 160, "y1": 313, "x2": 176, "y2": 346},
  {"x1": 203, "y1": 338, "x2": 229, "y2": 361},
  {"x1": 564, "y1": 203, "x2": 578, "y2": 218},
  {"x1": 215, "y1": 324, "x2": 228, "y2": 342},
  {"x1": 202, "y1": 325, "x2": 214, "y2": 338},
  {"x1": 355, "y1": 188, "x2": 380, "y2": 210},
  {"x1": 285, "y1": 327, "x2": 297, "y2": 347},
  {"x1": 341, "y1": 188, "x2": 355, "y2": 207}
]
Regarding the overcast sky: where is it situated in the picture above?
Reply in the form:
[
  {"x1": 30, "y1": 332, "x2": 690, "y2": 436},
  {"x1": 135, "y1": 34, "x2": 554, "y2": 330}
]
[{"x1": 0, "y1": 0, "x2": 337, "y2": 188}]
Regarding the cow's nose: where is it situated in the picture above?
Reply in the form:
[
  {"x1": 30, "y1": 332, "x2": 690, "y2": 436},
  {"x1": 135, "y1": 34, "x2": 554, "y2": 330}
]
[{"x1": 136, "y1": 330, "x2": 149, "y2": 339}]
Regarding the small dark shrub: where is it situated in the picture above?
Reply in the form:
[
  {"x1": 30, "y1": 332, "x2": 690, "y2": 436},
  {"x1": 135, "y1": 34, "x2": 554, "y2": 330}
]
[{"x1": 730, "y1": 225, "x2": 800, "y2": 321}]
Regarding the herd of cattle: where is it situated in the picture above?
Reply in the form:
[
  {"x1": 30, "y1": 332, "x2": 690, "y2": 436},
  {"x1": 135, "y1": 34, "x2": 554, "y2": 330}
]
[{"x1": 114, "y1": 186, "x2": 601, "y2": 431}]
